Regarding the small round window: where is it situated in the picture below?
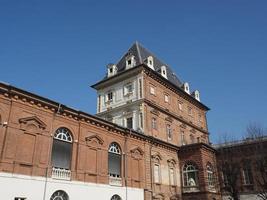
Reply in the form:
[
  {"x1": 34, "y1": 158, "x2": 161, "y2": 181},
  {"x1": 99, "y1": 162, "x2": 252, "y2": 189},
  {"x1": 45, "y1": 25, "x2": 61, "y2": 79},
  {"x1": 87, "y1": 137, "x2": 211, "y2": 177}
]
[{"x1": 50, "y1": 190, "x2": 69, "y2": 200}]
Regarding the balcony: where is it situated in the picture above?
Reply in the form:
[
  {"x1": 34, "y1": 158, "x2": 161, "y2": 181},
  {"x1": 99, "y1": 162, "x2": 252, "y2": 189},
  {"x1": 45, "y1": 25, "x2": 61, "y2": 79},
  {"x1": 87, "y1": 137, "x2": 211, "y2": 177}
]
[
  {"x1": 183, "y1": 186, "x2": 200, "y2": 193},
  {"x1": 109, "y1": 174, "x2": 122, "y2": 186},
  {"x1": 52, "y1": 167, "x2": 71, "y2": 180}
]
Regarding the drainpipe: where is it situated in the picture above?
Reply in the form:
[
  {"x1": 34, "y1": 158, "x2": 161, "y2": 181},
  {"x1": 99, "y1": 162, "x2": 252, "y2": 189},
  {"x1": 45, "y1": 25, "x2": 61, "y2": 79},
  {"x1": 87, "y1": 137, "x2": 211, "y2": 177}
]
[
  {"x1": 43, "y1": 104, "x2": 58, "y2": 200},
  {"x1": 124, "y1": 129, "x2": 131, "y2": 200}
]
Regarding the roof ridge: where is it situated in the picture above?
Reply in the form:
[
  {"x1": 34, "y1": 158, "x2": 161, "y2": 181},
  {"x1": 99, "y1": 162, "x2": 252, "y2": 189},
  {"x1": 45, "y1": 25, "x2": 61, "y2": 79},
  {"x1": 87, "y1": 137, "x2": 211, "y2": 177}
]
[{"x1": 135, "y1": 41, "x2": 142, "y2": 64}]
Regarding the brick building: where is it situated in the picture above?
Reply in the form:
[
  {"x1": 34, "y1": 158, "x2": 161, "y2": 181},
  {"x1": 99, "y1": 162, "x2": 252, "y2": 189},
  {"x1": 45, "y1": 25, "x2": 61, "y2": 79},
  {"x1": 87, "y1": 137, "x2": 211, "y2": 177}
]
[
  {"x1": 0, "y1": 42, "x2": 221, "y2": 200},
  {"x1": 216, "y1": 136, "x2": 267, "y2": 200}
]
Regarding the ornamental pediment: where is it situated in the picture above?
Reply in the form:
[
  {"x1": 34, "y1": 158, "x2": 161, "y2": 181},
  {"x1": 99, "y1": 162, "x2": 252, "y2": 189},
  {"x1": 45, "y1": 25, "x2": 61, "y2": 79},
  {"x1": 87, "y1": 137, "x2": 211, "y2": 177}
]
[
  {"x1": 130, "y1": 147, "x2": 144, "y2": 159},
  {"x1": 19, "y1": 116, "x2": 46, "y2": 130},
  {"x1": 85, "y1": 134, "x2": 104, "y2": 146}
]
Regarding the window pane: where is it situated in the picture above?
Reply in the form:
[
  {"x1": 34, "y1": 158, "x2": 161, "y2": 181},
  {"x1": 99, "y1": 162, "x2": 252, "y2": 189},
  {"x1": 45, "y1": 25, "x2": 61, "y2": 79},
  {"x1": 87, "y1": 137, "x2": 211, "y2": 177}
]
[
  {"x1": 52, "y1": 140, "x2": 72, "y2": 169},
  {"x1": 109, "y1": 153, "x2": 121, "y2": 177}
]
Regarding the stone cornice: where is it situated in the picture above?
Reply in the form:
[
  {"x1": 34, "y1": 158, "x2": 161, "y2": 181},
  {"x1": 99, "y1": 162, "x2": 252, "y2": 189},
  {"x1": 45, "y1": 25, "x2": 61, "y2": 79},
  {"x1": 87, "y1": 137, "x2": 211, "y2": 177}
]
[{"x1": 0, "y1": 82, "x2": 179, "y2": 152}]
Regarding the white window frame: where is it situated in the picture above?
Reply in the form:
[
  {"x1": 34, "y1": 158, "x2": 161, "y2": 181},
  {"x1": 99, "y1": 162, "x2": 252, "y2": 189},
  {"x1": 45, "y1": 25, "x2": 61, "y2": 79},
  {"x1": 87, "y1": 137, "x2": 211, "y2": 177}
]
[
  {"x1": 154, "y1": 164, "x2": 161, "y2": 184},
  {"x1": 150, "y1": 86, "x2": 155, "y2": 95}
]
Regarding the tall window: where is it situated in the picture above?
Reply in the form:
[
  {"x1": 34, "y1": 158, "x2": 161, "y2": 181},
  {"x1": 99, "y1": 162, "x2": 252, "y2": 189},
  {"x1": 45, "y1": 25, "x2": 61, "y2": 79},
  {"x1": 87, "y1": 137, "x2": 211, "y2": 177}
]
[
  {"x1": 178, "y1": 101, "x2": 183, "y2": 111},
  {"x1": 50, "y1": 190, "x2": 69, "y2": 200},
  {"x1": 51, "y1": 128, "x2": 73, "y2": 170},
  {"x1": 183, "y1": 163, "x2": 198, "y2": 188},
  {"x1": 150, "y1": 86, "x2": 155, "y2": 95},
  {"x1": 181, "y1": 131, "x2": 186, "y2": 145},
  {"x1": 164, "y1": 94, "x2": 169, "y2": 103},
  {"x1": 167, "y1": 124, "x2": 172, "y2": 140},
  {"x1": 152, "y1": 117, "x2": 157, "y2": 129},
  {"x1": 111, "y1": 195, "x2": 122, "y2": 200},
  {"x1": 154, "y1": 164, "x2": 160, "y2": 183},
  {"x1": 190, "y1": 134, "x2": 195, "y2": 144},
  {"x1": 243, "y1": 163, "x2": 253, "y2": 185},
  {"x1": 188, "y1": 107, "x2": 193, "y2": 116},
  {"x1": 169, "y1": 168, "x2": 175, "y2": 185},
  {"x1": 107, "y1": 92, "x2": 113, "y2": 102},
  {"x1": 126, "y1": 117, "x2": 133, "y2": 129},
  {"x1": 207, "y1": 164, "x2": 215, "y2": 188},
  {"x1": 108, "y1": 143, "x2": 121, "y2": 178}
]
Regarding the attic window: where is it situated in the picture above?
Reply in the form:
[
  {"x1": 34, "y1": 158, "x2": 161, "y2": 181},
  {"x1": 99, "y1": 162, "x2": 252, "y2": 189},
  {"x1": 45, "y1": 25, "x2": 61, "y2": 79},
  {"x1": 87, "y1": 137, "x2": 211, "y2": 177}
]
[
  {"x1": 126, "y1": 55, "x2": 135, "y2": 69},
  {"x1": 146, "y1": 56, "x2": 154, "y2": 70},
  {"x1": 161, "y1": 66, "x2": 168, "y2": 79},
  {"x1": 107, "y1": 64, "x2": 117, "y2": 77}
]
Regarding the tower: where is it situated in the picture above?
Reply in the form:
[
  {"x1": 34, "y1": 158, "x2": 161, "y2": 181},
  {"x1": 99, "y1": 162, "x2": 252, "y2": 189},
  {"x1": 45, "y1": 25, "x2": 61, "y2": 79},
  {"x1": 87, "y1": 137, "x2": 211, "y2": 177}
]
[{"x1": 92, "y1": 42, "x2": 209, "y2": 147}]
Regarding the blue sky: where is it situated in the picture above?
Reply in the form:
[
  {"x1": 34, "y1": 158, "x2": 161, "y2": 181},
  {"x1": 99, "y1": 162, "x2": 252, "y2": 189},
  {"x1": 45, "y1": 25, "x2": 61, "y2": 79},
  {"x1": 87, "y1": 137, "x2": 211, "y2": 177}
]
[{"x1": 0, "y1": 1, "x2": 266, "y2": 143}]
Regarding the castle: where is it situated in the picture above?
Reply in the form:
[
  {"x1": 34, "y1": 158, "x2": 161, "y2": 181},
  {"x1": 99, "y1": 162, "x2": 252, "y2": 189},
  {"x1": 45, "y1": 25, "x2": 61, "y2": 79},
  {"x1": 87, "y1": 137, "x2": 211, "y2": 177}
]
[{"x1": 0, "y1": 42, "x2": 221, "y2": 200}]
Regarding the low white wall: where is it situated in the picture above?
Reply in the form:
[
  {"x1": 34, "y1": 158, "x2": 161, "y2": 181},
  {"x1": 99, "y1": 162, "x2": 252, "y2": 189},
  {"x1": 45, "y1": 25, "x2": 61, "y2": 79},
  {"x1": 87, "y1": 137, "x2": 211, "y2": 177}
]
[{"x1": 0, "y1": 172, "x2": 143, "y2": 200}]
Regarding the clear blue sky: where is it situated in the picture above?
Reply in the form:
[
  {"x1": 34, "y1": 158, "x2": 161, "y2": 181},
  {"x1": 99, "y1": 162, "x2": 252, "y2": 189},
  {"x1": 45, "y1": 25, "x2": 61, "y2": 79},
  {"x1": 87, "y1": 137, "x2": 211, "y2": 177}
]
[{"x1": 1, "y1": 1, "x2": 266, "y2": 143}]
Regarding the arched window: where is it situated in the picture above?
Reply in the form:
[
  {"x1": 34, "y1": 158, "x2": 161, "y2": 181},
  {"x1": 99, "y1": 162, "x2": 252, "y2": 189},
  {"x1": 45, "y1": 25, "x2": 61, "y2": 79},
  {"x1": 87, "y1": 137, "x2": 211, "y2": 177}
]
[
  {"x1": 50, "y1": 190, "x2": 69, "y2": 200},
  {"x1": 207, "y1": 164, "x2": 215, "y2": 188},
  {"x1": 108, "y1": 143, "x2": 121, "y2": 178},
  {"x1": 111, "y1": 194, "x2": 122, "y2": 200},
  {"x1": 183, "y1": 163, "x2": 198, "y2": 187},
  {"x1": 51, "y1": 127, "x2": 73, "y2": 170}
]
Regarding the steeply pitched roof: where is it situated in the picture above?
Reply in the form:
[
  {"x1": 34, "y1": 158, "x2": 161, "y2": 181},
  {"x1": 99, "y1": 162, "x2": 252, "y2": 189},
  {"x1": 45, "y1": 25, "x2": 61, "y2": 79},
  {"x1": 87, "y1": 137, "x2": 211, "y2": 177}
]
[{"x1": 114, "y1": 41, "x2": 183, "y2": 87}]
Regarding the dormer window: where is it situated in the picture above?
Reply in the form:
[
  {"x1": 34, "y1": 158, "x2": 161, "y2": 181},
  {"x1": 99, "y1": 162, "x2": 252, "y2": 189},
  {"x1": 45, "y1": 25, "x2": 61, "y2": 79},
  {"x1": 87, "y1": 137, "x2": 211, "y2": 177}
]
[
  {"x1": 192, "y1": 90, "x2": 200, "y2": 101},
  {"x1": 183, "y1": 82, "x2": 190, "y2": 94},
  {"x1": 107, "y1": 64, "x2": 117, "y2": 77},
  {"x1": 161, "y1": 66, "x2": 168, "y2": 79},
  {"x1": 126, "y1": 55, "x2": 136, "y2": 69},
  {"x1": 146, "y1": 56, "x2": 154, "y2": 70}
]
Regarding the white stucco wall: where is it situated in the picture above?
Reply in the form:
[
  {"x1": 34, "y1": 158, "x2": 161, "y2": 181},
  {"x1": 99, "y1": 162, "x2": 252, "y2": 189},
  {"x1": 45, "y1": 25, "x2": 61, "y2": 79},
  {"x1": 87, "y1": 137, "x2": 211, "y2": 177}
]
[{"x1": 0, "y1": 172, "x2": 143, "y2": 200}]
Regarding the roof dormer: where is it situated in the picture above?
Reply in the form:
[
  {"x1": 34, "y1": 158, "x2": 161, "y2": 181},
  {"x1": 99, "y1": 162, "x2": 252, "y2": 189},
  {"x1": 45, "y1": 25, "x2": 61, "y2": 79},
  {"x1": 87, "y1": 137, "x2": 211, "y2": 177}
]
[
  {"x1": 192, "y1": 90, "x2": 200, "y2": 101},
  {"x1": 107, "y1": 64, "x2": 117, "y2": 77},
  {"x1": 183, "y1": 82, "x2": 190, "y2": 94},
  {"x1": 145, "y1": 56, "x2": 154, "y2": 70},
  {"x1": 161, "y1": 66, "x2": 168, "y2": 79},
  {"x1": 126, "y1": 54, "x2": 136, "y2": 69}
]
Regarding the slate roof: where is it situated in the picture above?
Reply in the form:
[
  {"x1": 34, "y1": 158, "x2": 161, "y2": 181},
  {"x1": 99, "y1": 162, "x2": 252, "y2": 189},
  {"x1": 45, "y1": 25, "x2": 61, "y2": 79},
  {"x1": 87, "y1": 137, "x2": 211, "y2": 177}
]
[{"x1": 113, "y1": 41, "x2": 183, "y2": 87}]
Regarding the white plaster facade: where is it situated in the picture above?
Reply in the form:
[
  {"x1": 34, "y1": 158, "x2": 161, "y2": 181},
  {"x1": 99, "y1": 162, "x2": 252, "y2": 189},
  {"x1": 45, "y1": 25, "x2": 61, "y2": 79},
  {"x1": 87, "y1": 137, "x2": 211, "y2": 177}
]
[
  {"x1": 96, "y1": 74, "x2": 144, "y2": 132},
  {"x1": 0, "y1": 172, "x2": 143, "y2": 200}
]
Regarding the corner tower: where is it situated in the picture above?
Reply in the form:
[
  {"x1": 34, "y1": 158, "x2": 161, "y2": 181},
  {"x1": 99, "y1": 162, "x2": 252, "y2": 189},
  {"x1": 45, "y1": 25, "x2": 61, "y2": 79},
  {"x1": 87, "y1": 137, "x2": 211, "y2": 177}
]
[{"x1": 92, "y1": 42, "x2": 210, "y2": 146}]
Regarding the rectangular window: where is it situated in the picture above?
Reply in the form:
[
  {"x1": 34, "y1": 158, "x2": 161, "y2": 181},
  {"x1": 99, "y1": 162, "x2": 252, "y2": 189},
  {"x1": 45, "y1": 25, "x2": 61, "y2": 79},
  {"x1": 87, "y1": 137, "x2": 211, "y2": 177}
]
[
  {"x1": 154, "y1": 164, "x2": 160, "y2": 183},
  {"x1": 164, "y1": 94, "x2": 169, "y2": 103},
  {"x1": 139, "y1": 79, "x2": 142, "y2": 98},
  {"x1": 139, "y1": 113, "x2": 143, "y2": 129},
  {"x1": 181, "y1": 131, "x2": 186, "y2": 145},
  {"x1": 97, "y1": 95, "x2": 101, "y2": 113},
  {"x1": 243, "y1": 167, "x2": 253, "y2": 185},
  {"x1": 178, "y1": 101, "x2": 183, "y2": 111},
  {"x1": 15, "y1": 198, "x2": 27, "y2": 200},
  {"x1": 124, "y1": 83, "x2": 133, "y2": 95},
  {"x1": 126, "y1": 117, "x2": 133, "y2": 129},
  {"x1": 167, "y1": 125, "x2": 172, "y2": 140},
  {"x1": 169, "y1": 168, "x2": 175, "y2": 185},
  {"x1": 107, "y1": 92, "x2": 113, "y2": 102},
  {"x1": 150, "y1": 86, "x2": 155, "y2": 95},
  {"x1": 152, "y1": 117, "x2": 157, "y2": 129},
  {"x1": 190, "y1": 134, "x2": 195, "y2": 144},
  {"x1": 188, "y1": 106, "x2": 192, "y2": 116}
]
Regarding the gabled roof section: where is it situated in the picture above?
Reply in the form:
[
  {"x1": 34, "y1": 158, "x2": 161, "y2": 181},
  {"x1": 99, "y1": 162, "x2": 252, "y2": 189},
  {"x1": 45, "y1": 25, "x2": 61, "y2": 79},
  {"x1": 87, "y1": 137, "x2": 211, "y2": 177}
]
[{"x1": 114, "y1": 41, "x2": 183, "y2": 87}]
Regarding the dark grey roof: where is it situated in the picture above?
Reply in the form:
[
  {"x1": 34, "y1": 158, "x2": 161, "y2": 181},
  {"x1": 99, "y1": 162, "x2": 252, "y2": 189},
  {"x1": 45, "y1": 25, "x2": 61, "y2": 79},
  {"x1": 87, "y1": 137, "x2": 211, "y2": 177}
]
[{"x1": 114, "y1": 41, "x2": 183, "y2": 87}]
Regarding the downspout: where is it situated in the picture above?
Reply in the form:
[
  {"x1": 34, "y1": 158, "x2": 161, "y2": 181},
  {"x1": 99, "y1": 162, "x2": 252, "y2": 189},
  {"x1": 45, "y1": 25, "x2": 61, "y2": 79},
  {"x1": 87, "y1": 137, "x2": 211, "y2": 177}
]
[
  {"x1": 43, "y1": 104, "x2": 58, "y2": 200},
  {"x1": 124, "y1": 129, "x2": 130, "y2": 200}
]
